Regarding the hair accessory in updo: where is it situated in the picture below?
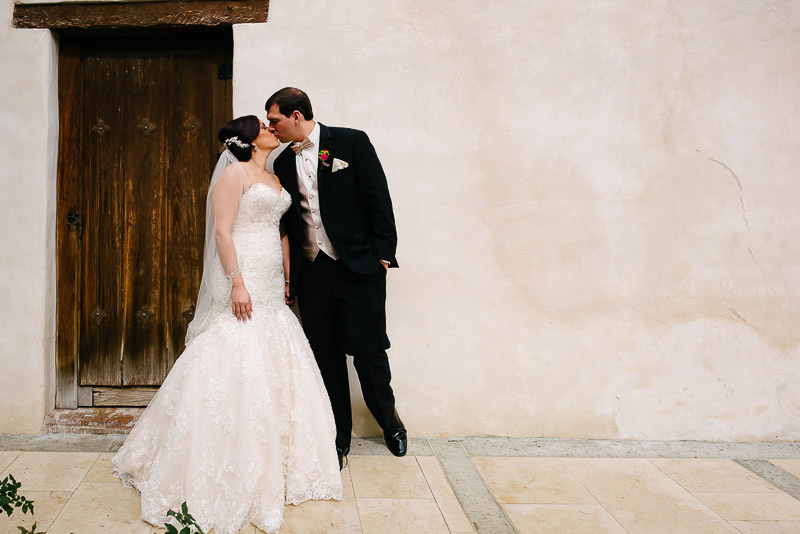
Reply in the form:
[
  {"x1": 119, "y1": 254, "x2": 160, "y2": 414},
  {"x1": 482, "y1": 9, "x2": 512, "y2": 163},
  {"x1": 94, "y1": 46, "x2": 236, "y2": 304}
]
[{"x1": 224, "y1": 136, "x2": 251, "y2": 149}]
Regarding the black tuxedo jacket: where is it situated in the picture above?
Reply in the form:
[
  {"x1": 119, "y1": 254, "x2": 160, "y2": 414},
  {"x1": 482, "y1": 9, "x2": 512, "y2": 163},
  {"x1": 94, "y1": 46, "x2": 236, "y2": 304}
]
[{"x1": 275, "y1": 123, "x2": 398, "y2": 298}]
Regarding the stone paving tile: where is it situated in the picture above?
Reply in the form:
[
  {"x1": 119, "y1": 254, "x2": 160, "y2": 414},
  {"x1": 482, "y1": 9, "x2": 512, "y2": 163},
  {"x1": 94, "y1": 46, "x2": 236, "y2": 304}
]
[
  {"x1": 47, "y1": 482, "x2": 150, "y2": 534},
  {"x1": 472, "y1": 457, "x2": 596, "y2": 504},
  {"x1": 280, "y1": 498, "x2": 362, "y2": 533},
  {"x1": 348, "y1": 455, "x2": 432, "y2": 499},
  {"x1": 417, "y1": 456, "x2": 475, "y2": 533},
  {"x1": 728, "y1": 520, "x2": 800, "y2": 533},
  {"x1": 280, "y1": 465, "x2": 362, "y2": 533},
  {"x1": 82, "y1": 452, "x2": 119, "y2": 484},
  {"x1": 502, "y1": 503, "x2": 628, "y2": 534},
  {"x1": 769, "y1": 459, "x2": 800, "y2": 479},
  {"x1": 0, "y1": 451, "x2": 20, "y2": 473},
  {"x1": 693, "y1": 492, "x2": 800, "y2": 521},
  {"x1": 651, "y1": 458, "x2": 783, "y2": 493},
  {"x1": 0, "y1": 451, "x2": 98, "y2": 492},
  {"x1": 560, "y1": 458, "x2": 739, "y2": 533},
  {"x1": 0, "y1": 490, "x2": 71, "y2": 534},
  {"x1": 356, "y1": 497, "x2": 449, "y2": 534}
]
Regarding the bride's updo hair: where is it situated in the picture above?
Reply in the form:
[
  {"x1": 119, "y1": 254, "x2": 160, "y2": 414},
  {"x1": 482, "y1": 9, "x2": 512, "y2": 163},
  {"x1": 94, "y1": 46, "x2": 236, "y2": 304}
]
[{"x1": 218, "y1": 115, "x2": 260, "y2": 162}]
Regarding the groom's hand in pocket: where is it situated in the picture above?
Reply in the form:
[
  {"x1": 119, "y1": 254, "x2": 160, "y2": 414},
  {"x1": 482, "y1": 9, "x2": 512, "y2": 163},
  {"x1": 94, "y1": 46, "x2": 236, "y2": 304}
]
[{"x1": 285, "y1": 282, "x2": 295, "y2": 306}]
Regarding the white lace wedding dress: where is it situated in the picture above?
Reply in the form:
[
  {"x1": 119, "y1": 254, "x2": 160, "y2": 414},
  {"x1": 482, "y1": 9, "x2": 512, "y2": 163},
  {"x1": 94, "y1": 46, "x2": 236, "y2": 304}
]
[{"x1": 112, "y1": 183, "x2": 342, "y2": 534}]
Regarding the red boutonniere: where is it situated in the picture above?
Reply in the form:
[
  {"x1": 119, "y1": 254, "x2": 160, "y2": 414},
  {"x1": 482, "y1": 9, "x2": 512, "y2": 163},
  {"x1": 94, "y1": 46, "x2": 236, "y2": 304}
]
[{"x1": 318, "y1": 150, "x2": 331, "y2": 167}]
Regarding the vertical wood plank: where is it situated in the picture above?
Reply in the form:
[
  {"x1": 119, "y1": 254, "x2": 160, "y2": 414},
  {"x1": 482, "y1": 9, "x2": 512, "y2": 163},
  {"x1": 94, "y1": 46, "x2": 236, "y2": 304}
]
[
  {"x1": 122, "y1": 49, "x2": 170, "y2": 385},
  {"x1": 55, "y1": 43, "x2": 82, "y2": 408},
  {"x1": 77, "y1": 386, "x2": 93, "y2": 407},
  {"x1": 211, "y1": 44, "x2": 234, "y2": 161},
  {"x1": 163, "y1": 46, "x2": 219, "y2": 365},
  {"x1": 78, "y1": 48, "x2": 125, "y2": 386}
]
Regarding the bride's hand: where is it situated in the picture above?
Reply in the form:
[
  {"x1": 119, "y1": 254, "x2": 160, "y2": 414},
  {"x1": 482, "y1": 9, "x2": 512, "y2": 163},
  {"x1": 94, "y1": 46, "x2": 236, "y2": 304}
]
[{"x1": 231, "y1": 280, "x2": 252, "y2": 322}]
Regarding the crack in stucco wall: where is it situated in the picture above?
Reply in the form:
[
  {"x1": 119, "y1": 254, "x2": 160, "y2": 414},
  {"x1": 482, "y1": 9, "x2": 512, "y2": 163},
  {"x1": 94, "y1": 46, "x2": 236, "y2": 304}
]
[
  {"x1": 694, "y1": 148, "x2": 755, "y2": 261},
  {"x1": 722, "y1": 299, "x2": 757, "y2": 331},
  {"x1": 764, "y1": 1, "x2": 797, "y2": 28}
]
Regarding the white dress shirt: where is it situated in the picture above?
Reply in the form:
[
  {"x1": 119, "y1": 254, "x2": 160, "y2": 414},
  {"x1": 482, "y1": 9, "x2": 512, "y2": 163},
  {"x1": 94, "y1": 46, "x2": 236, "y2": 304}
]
[{"x1": 295, "y1": 122, "x2": 339, "y2": 261}]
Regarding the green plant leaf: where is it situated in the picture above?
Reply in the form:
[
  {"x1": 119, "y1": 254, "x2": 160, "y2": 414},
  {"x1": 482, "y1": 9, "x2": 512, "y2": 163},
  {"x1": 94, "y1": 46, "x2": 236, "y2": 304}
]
[{"x1": 17, "y1": 522, "x2": 44, "y2": 534}]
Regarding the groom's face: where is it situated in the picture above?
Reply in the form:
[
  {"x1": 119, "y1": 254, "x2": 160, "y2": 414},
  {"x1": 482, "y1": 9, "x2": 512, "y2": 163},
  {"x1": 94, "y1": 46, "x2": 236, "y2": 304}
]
[{"x1": 266, "y1": 105, "x2": 300, "y2": 143}]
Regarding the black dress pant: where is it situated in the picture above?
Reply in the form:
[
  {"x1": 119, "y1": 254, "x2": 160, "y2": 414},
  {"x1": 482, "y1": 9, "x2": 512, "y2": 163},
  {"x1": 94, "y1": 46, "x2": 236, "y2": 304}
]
[{"x1": 297, "y1": 253, "x2": 397, "y2": 451}]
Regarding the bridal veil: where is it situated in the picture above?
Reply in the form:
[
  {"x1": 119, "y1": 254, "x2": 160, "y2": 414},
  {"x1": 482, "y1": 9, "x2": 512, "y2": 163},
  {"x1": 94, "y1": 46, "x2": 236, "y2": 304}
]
[{"x1": 185, "y1": 149, "x2": 247, "y2": 345}]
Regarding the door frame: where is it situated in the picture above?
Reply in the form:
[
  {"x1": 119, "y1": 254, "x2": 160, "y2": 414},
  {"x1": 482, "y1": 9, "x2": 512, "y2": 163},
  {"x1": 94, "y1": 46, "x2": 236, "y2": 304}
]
[
  {"x1": 52, "y1": 24, "x2": 237, "y2": 409},
  {"x1": 14, "y1": 1, "x2": 269, "y2": 31}
]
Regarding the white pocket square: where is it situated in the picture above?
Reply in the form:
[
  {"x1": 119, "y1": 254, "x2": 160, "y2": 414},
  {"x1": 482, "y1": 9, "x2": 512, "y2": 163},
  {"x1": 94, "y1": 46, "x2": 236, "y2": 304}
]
[{"x1": 332, "y1": 158, "x2": 349, "y2": 173}]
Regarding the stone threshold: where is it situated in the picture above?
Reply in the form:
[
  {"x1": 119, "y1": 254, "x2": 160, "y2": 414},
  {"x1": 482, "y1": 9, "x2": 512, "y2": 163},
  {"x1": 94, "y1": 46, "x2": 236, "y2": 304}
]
[
  {"x1": 38, "y1": 408, "x2": 800, "y2": 461},
  {"x1": 45, "y1": 408, "x2": 143, "y2": 435},
  {"x1": 7, "y1": 433, "x2": 800, "y2": 461}
]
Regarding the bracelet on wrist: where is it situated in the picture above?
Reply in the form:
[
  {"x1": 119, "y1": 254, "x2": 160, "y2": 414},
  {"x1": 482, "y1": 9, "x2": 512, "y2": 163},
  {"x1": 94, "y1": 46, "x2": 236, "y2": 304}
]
[{"x1": 227, "y1": 269, "x2": 241, "y2": 281}]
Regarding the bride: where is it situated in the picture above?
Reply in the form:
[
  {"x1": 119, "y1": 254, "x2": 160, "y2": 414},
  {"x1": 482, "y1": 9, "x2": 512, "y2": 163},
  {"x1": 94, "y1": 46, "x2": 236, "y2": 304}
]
[{"x1": 112, "y1": 115, "x2": 343, "y2": 534}]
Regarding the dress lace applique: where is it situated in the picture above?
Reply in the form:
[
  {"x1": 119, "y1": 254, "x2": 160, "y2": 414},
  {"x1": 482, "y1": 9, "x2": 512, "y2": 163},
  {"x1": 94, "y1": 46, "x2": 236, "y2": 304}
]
[{"x1": 112, "y1": 185, "x2": 342, "y2": 534}]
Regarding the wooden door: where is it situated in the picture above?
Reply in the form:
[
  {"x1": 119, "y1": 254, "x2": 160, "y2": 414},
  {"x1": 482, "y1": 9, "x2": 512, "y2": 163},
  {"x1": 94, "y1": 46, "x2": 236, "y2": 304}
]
[{"x1": 56, "y1": 33, "x2": 232, "y2": 407}]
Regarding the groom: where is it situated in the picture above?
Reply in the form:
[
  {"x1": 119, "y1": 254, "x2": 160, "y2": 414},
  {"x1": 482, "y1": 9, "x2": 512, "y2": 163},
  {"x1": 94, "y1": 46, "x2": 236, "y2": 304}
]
[{"x1": 266, "y1": 87, "x2": 406, "y2": 468}]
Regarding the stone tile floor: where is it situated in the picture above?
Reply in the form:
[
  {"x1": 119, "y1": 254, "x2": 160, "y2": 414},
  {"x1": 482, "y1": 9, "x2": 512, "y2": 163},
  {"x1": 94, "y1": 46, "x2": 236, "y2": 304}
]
[
  {"x1": 1, "y1": 438, "x2": 799, "y2": 533},
  {"x1": 476, "y1": 457, "x2": 800, "y2": 533}
]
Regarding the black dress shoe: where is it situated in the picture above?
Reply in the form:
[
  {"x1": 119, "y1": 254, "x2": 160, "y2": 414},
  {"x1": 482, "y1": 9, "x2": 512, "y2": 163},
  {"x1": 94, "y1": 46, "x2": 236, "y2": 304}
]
[
  {"x1": 337, "y1": 447, "x2": 349, "y2": 470},
  {"x1": 384, "y1": 428, "x2": 407, "y2": 457}
]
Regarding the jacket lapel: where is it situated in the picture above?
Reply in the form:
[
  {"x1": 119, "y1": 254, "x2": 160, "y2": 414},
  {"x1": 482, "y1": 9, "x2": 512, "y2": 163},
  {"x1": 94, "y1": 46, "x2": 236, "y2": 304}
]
[{"x1": 317, "y1": 123, "x2": 333, "y2": 193}]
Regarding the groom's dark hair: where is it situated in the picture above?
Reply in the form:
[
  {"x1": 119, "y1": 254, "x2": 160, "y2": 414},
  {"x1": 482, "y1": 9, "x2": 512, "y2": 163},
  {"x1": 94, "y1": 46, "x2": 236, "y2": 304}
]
[{"x1": 265, "y1": 87, "x2": 314, "y2": 121}]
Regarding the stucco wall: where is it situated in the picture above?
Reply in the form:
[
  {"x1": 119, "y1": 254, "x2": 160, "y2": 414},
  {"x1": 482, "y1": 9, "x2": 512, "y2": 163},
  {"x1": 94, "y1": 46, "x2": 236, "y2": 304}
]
[
  {"x1": 1, "y1": 0, "x2": 798, "y2": 439},
  {"x1": 0, "y1": 2, "x2": 57, "y2": 434}
]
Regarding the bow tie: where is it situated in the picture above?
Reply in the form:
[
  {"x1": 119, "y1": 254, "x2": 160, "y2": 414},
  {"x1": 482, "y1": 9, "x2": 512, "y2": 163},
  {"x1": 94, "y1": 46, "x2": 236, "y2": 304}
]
[{"x1": 291, "y1": 138, "x2": 313, "y2": 155}]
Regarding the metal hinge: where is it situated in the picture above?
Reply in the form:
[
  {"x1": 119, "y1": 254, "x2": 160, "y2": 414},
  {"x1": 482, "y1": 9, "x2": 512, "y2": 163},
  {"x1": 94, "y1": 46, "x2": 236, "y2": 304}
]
[{"x1": 217, "y1": 63, "x2": 233, "y2": 80}]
